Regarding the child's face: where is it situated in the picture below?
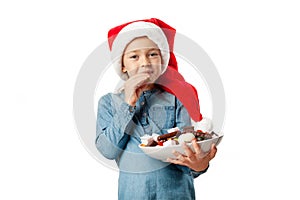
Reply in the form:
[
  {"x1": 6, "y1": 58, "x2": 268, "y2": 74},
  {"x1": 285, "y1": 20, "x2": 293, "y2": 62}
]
[{"x1": 122, "y1": 36, "x2": 163, "y2": 82}]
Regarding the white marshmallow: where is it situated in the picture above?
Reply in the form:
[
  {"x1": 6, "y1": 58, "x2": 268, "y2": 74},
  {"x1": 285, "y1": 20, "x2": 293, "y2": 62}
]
[
  {"x1": 167, "y1": 127, "x2": 180, "y2": 133},
  {"x1": 163, "y1": 140, "x2": 177, "y2": 146},
  {"x1": 178, "y1": 133, "x2": 195, "y2": 144}
]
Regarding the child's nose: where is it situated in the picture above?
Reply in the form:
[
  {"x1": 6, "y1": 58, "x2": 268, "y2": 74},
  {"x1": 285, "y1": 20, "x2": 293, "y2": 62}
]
[{"x1": 140, "y1": 56, "x2": 150, "y2": 67}]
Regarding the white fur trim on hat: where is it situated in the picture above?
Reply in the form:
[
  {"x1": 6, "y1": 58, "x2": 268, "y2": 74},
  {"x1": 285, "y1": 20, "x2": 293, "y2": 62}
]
[{"x1": 111, "y1": 21, "x2": 170, "y2": 80}]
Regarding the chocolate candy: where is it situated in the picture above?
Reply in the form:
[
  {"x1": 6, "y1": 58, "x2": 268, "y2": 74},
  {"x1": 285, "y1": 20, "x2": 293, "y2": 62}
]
[
  {"x1": 146, "y1": 138, "x2": 158, "y2": 147},
  {"x1": 195, "y1": 132, "x2": 213, "y2": 141},
  {"x1": 142, "y1": 126, "x2": 214, "y2": 147},
  {"x1": 157, "y1": 131, "x2": 178, "y2": 141},
  {"x1": 182, "y1": 126, "x2": 194, "y2": 133}
]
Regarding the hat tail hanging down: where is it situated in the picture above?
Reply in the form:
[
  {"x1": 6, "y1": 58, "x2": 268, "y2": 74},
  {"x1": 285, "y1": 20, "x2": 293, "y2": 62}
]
[
  {"x1": 156, "y1": 56, "x2": 203, "y2": 122},
  {"x1": 108, "y1": 18, "x2": 203, "y2": 122}
]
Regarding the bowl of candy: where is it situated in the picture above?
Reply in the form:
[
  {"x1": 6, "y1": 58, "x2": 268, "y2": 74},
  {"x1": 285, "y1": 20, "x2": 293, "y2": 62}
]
[{"x1": 139, "y1": 125, "x2": 223, "y2": 162}]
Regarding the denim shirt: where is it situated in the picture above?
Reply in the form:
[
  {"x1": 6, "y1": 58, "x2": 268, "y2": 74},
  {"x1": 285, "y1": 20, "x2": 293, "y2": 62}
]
[{"x1": 96, "y1": 88, "x2": 207, "y2": 200}]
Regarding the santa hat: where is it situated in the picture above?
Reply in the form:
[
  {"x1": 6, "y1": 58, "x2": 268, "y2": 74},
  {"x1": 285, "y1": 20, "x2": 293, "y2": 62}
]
[
  {"x1": 107, "y1": 18, "x2": 203, "y2": 122},
  {"x1": 108, "y1": 20, "x2": 173, "y2": 80}
]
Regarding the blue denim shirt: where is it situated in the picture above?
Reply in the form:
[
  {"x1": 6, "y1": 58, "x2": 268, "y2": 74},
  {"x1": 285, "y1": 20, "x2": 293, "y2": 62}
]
[{"x1": 96, "y1": 88, "x2": 207, "y2": 200}]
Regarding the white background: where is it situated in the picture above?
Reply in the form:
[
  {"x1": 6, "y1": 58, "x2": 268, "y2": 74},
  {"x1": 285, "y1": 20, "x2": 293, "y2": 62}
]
[{"x1": 1, "y1": 0, "x2": 299, "y2": 199}]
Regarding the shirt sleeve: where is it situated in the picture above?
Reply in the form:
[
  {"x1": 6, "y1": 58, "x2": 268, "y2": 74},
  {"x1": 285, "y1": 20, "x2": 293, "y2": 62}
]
[{"x1": 95, "y1": 93, "x2": 136, "y2": 160}]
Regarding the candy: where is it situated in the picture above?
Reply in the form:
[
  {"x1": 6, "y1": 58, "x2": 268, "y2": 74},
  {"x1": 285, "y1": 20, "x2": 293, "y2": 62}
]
[
  {"x1": 157, "y1": 131, "x2": 179, "y2": 141},
  {"x1": 182, "y1": 126, "x2": 194, "y2": 133},
  {"x1": 163, "y1": 140, "x2": 177, "y2": 146},
  {"x1": 167, "y1": 127, "x2": 180, "y2": 133},
  {"x1": 146, "y1": 138, "x2": 158, "y2": 147},
  {"x1": 178, "y1": 133, "x2": 195, "y2": 144},
  {"x1": 142, "y1": 126, "x2": 214, "y2": 147}
]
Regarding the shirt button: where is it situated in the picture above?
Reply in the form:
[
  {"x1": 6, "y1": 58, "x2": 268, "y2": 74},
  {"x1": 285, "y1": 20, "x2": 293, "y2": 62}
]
[
  {"x1": 129, "y1": 106, "x2": 136, "y2": 113},
  {"x1": 141, "y1": 101, "x2": 145, "y2": 106},
  {"x1": 143, "y1": 113, "x2": 147, "y2": 116}
]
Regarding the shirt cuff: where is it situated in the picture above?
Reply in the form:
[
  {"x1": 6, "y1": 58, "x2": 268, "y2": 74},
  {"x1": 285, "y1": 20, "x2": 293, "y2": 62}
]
[
  {"x1": 191, "y1": 164, "x2": 209, "y2": 178},
  {"x1": 113, "y1": 102, "x2": 136, "y2": 134}
]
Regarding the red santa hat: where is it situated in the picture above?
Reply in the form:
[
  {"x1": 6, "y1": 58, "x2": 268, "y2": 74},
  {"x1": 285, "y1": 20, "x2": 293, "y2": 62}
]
[
  {"x1": 108, "y1": 19, "x2": 173, "y2": 80},
  {"x1": 107, "y1": 18, "x2": 203, "y2": 122}
]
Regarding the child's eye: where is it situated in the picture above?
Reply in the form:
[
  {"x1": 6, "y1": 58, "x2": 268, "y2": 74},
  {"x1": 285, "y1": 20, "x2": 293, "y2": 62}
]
[
  {"x1": 149, "y1": 52, "x2": 159, "y2": 57},
  {"x1": 129, "y1": 55, "x2": 138, "y2": 59}
]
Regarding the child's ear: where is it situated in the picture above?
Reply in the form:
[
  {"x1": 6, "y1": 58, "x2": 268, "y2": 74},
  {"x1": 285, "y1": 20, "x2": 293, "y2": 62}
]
[{"x1": 122, "y1": 66, "x2": 127, "y2": 73}]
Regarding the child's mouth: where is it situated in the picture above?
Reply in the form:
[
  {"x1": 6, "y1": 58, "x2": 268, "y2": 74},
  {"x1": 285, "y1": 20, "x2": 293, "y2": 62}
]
[{"x1": 140, "y1": 70, "x2": 153, "y2": 75}]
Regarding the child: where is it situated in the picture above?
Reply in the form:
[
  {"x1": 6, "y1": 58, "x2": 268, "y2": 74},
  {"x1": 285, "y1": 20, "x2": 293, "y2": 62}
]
[{"x1": 96, "y1": 18, "x2": 217, "y2": 200}]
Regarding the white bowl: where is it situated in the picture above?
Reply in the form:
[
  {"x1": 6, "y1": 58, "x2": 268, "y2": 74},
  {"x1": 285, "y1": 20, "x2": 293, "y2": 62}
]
[{"x1": 139, "y1": 135, "x2": 223, "y2": 162}]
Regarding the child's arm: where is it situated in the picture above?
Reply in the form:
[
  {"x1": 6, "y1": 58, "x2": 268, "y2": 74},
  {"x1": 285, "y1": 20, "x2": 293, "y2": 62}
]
[{"x1": 95, "y1": 94, "x2": 136, "y2": 160}]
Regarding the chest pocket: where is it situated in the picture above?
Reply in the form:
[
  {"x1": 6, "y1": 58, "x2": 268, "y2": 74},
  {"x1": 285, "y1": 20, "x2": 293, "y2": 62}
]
[{"x1": 148, "y1": 105, "x2": 175, "y2": 131}]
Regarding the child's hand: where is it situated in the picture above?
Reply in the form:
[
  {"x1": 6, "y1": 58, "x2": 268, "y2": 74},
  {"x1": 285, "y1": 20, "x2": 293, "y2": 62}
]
[
  {"x1": 124, "y1": 73, "x2": 150, "y2": 106},
  {"x1": 167, "y1": 139, "x2": 217, "y2": 172}
]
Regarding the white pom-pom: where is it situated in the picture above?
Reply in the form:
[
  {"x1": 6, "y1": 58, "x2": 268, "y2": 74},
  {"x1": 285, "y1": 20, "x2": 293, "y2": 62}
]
[{"x1": 194, "y1": 117, "x2": 213, "y2": 133}]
